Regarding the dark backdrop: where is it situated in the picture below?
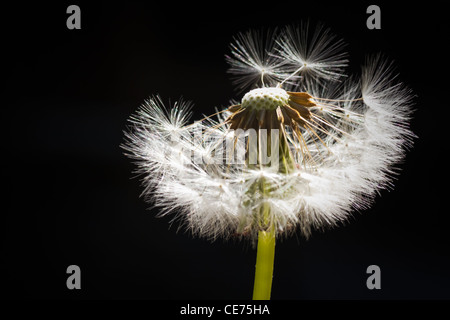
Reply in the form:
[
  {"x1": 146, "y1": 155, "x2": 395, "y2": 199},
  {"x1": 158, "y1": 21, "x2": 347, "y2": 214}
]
[{"x1": 3, "y1": 1, "x2": 449, "y2": 302}]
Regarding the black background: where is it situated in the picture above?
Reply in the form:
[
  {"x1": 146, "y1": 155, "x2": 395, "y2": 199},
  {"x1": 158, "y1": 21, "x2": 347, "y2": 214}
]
[{"x1": 2, "y1": 1, "x2": 449, "y2": 303}]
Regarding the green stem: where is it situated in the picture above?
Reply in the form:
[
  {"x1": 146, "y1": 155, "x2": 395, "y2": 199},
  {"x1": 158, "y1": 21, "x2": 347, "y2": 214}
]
[
  {"x1": 252, "y1": 229, "x2": 276, "y2": 300},
  {"x1": 251, "y1": 129, "x2": 291, "y2": 300}
]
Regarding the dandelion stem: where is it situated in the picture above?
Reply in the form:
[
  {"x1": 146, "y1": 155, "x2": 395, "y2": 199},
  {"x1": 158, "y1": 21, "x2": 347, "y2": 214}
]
[{"x1": 252, "y1": 228, "x2": 276, "y2": 300}]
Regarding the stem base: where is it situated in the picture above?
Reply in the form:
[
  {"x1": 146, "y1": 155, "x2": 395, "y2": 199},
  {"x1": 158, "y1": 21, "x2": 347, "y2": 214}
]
[{"x1": 252, "y1": 230, "x2": 276, "y2": 300}]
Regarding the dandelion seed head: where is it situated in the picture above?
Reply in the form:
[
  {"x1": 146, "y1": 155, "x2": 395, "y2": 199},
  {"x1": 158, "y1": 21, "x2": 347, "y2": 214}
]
[{"x1": 123, "y1": 22, "x2": 415, "y2": 242}]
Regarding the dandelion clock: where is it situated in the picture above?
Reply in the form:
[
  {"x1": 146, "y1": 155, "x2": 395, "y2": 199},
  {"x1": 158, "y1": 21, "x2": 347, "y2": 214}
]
[{"x1": 122, "y1": 23, "x2": 415, "y2": 300}]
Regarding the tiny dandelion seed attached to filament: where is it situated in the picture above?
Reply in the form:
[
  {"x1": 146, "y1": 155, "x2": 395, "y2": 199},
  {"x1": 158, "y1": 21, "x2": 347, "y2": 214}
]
[{"x1": 122, "y1": 24, "x2": 415, "y2": 243}]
